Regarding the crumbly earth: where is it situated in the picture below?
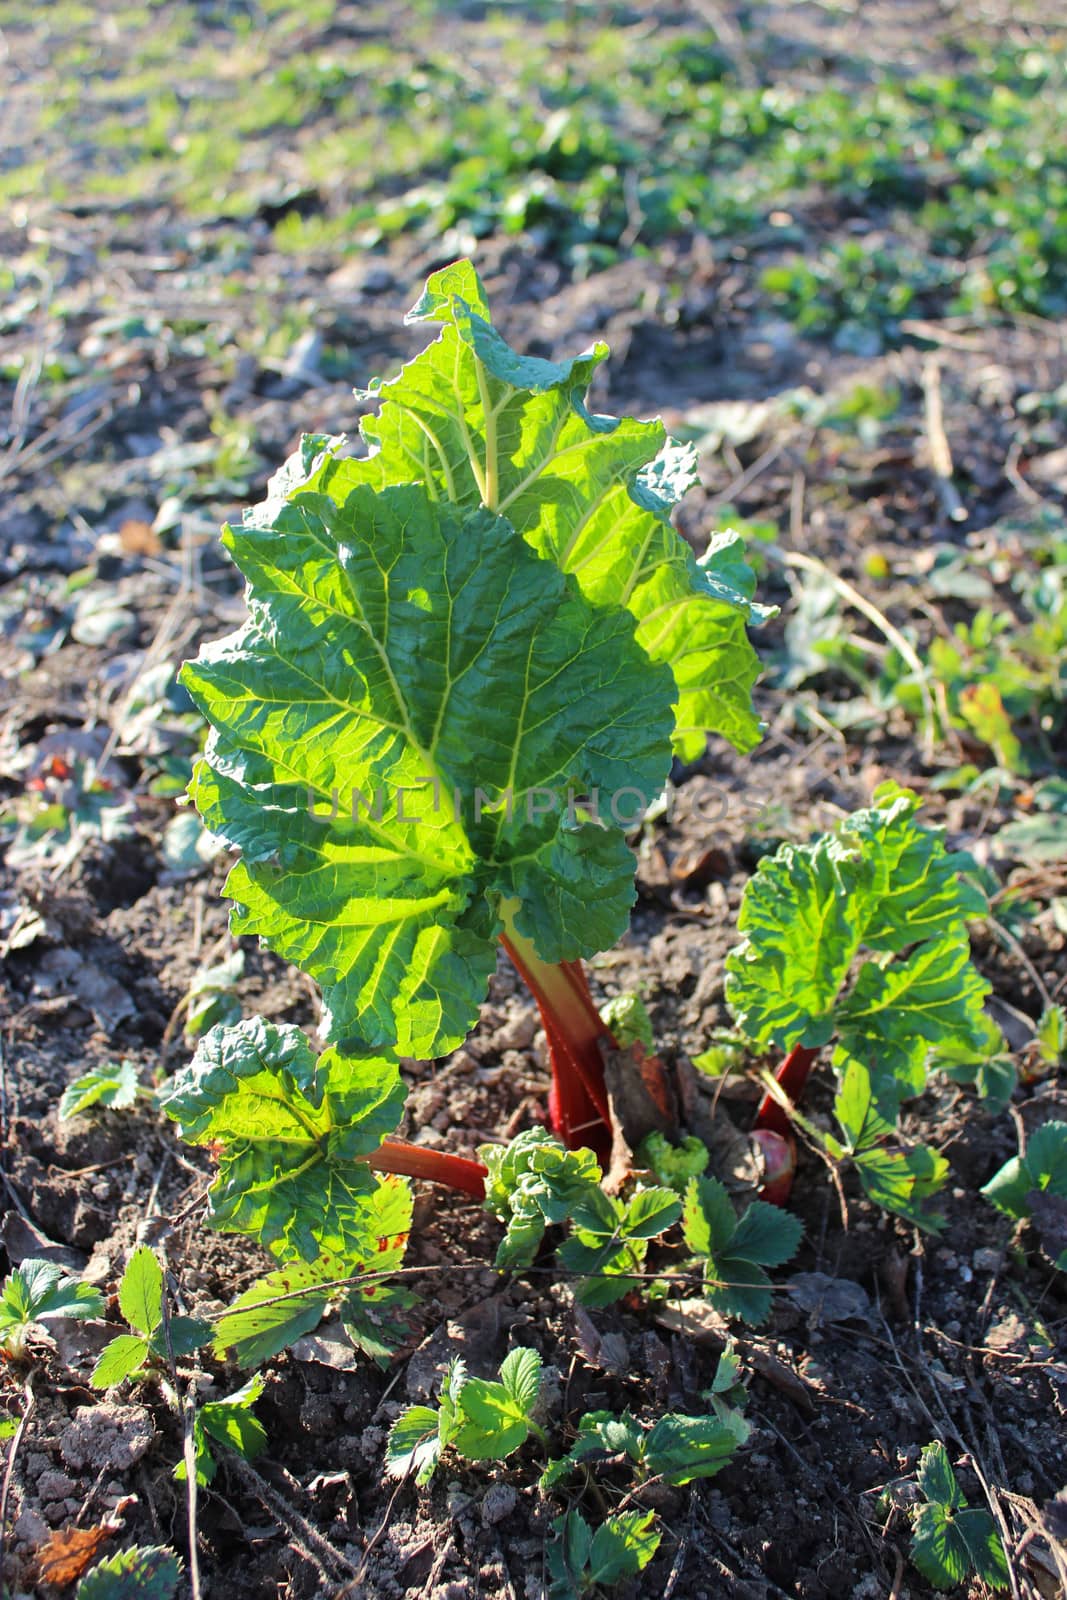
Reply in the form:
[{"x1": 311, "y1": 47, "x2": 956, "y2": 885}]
[{"x1": 1, "y1": 2, "x2": 1065, "y2": 1597}]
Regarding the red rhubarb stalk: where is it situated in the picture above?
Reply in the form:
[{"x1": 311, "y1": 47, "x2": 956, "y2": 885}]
[
  {"x1": 751, "y1": 1042, "x2": 819, "y2": 1205},
  {"x1": 368, "y1": 1139, "x2": 487, "y2": 1198},
  {"x1": 754, "y1": 1043, "x2": 820, "y2": 1140},
  {"x1": 498, "y1": 901, "x2": 614, "y2": 1160}
]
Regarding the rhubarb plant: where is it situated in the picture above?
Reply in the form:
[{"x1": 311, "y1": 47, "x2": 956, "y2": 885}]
[
  {"x1": 178, "y1": 257, "x2": 765, "y2": 1171},
  {"x1": 725, "y1": 783, "x2": 996, "y2": 1211}
]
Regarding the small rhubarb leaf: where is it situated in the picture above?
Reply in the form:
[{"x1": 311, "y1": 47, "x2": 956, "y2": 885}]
[
  {"x1": 725, "y1": 832, "x2": 869, "y2": 1050},
  {"x1": 480, "y1": 1130, "x2": 603, "y2": 1270},
  {"x1": 386, "y1": 1405, "x2": 442, "y2": 1485},
  {"x1": 91, "y1": 1335, "x2": 151, "y2": 1389},
  {"x1": 342, "y1": 1282, "x2": 416, "y2": 1368},
  {"x1": 75, "y1": 1545, "x2": 182, "y2": 1599},
  {"x1": 726, "y1": 786, "x2": 991, "y2": 1102},
  {"x1": 836, "y1": 931, "x2": 989, "y2": 1108},
  {"x1": 339, "y1": 1172, "x2": 414, "y2": 1365},
  {"x1": 682, "y1": 1177, "x2": 802, "y2": 1326},
  {"x1": 182, "y1": 483, "x2": 675, "y2": 1056},
  {"x1": 59, "y1": 1061, "x2": 141, "y2": 1120},
  {"x1": 910, "y1": 1443, "x2": 1009, "y2": 1591},
  {"x1": 836, "y1": 783, "x2": 987, "y2": 953},
  {"x1": 213, "y1": 1261, "x2": 332, "y2": 1368},
  {"x1": 160, "y1": 1019, "x2": 406, "y2": 1262}
]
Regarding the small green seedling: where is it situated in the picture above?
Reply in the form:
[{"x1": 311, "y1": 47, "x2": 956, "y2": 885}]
[
  {"x1": 909, "y1": 1442, "x2": 1008, "y2": 1591},
  {"x1": 59, "y1": 1060, "x2": 151, "y2": 1120},
  {"x1": 599, "y1": 993, "x2": 654, "y2": 1052},
  {"x1": 92, "y1": 1247, "x2": 209, "y2": 1388},
  {"x1": 636, "y1": 1130, "x2": 709, "y2": 1192},
  {"x1": 982, "y1": 1120, "x2": 1067, "y2": 1270},
  {"x1": 183, "y1": 950, "x2": 244, "y2": 1041},
  {"x1": 75, "y1": 1543, "x2": 182, "y2": 1600},
  {"x1": 681, "y1": 1175, "x2": 802, "y2": 1326},
  {"x1": 547, "y1": 1509, "x2": 660, "y2": 1600},
  {"x1": 0, "y1": 1259, "x2": 103, "y2": 1360},
  {"x1": 387, "y1": 1346, "x2": 544, "y2": 1485},
  {"x1": 175, "y1": 1374, "x2": 268, "y2": 1487}
]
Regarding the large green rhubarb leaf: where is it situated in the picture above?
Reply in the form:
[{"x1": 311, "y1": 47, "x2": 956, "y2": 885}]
[
  {"x1": 726, "y1": 783, "x2": 991, "y2": 1105},
  {"x1": 271, "y1": 258, "x2": 766, "y2": 759},
  {"x1": 182, "y1": 484, "x2": 674, "y2": 1055},
  {"x1": 160, "y1": 1018, "x2": 406, "y2": 1261}
]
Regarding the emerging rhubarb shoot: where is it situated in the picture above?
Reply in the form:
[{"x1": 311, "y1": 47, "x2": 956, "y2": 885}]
[{"x1": 726, "y1": 784, "x2": 996, "y2": 1216}]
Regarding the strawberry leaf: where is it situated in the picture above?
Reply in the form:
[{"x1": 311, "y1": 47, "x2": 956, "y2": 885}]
[
  {"x1": 75, "y1": 1545, "x2": 182, "y2": 1600},
  {"x1": 682, "y1": 1176, "x2": 802, "y2": 1326},
  {"x1": 911, "y1": 1443, "x2": 1009, "y2": 1591}
]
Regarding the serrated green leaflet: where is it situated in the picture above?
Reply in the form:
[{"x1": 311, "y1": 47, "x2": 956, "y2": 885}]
[
  {"x1": 160, "y1": 1019, "x2": 406, "y2": 1261},
  {"x1": 75, "y1": 1545, "x2": 182, "y2": 1600},
  {"x1": 119, "y1": 1246, "x2": 163, "y2": 1336},
  {"x1": 297, "y1": 258, "x2": 766, "y2": 761},
  {"x1": 0, "y1": 1259, "x2": 104, "y2": 1355},
  {"x1": 183, "y1": 483, "x2": 675, "y2": 1055},
  {"x1": 682, "y1": 1176, "x2": 802, "y2": 1326},
  {"x1": 385, "y1": 1405, "x2": 441, "y2": 1485},
  {"x1": 176, "y1": 1374, "x2": 267, "y2": 1486},
  {"x1": 726, "y1": 784, "x2": 990, "y2": 1104},
  {"x1": 92, "y1": 1333, "x2": 151, "y2": 1389},
  {"x1": 643, "y1": 1411, "x2": 749, "y2": 1483},
  {"x1": 981, "y1": 1119, "x2": 1067, "y2": 1238},
  {"x1": 558, "y1": 1184, "x2": 681, "y2": 1306},
  {"x1": 451, "y1": 1346, "x2": 543, "y2": 1459},
  {"x1": 59, "y1": 1060, "x2": 141, "y2": 1119},
  {"x1": 387, "y1": 1345, "x2": 543, "y2": 1484},
  {"x1": 542, "y1": 1403, "x2": 746, "y2": 1492},
  {"x1": 548, "y1": 1509, "x2": 660, "y2": 1599}
]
